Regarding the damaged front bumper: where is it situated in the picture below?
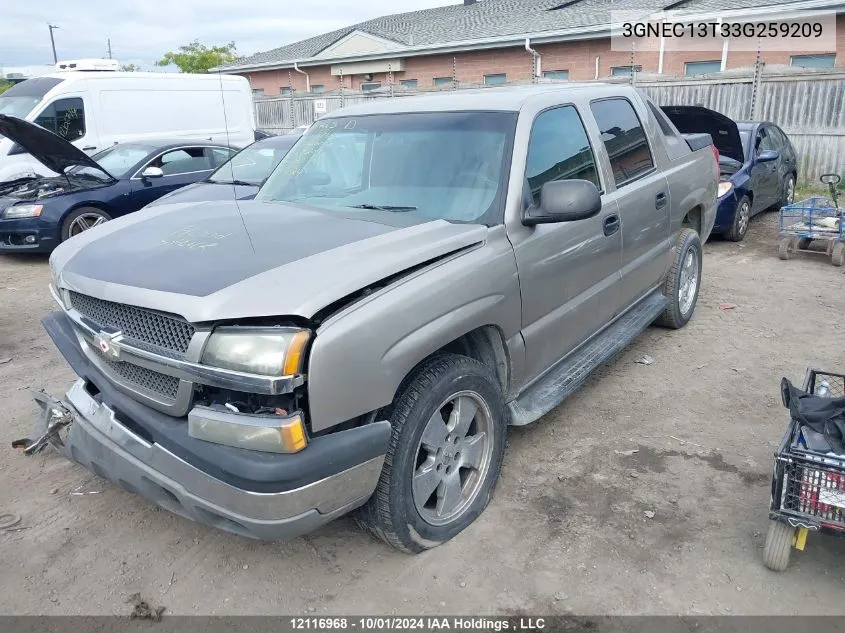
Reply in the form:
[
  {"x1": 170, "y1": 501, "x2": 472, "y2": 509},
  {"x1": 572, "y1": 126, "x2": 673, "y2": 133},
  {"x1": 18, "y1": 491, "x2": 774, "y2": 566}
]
[{"x1": 31, "y1": 311, "x2": 391, "y2": 541}]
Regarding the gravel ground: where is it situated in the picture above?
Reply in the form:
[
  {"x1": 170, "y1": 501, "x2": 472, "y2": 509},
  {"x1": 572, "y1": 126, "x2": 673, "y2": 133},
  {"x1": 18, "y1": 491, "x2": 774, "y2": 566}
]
[{"x1": 1, "y1": 210, "x2": 845, "y2": 616}]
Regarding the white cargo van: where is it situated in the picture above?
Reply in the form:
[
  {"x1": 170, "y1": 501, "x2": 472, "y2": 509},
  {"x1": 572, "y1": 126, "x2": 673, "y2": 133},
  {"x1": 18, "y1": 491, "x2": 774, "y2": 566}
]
[{"x1": 0, "y1": 71, "x2": 255, "y2": 181}]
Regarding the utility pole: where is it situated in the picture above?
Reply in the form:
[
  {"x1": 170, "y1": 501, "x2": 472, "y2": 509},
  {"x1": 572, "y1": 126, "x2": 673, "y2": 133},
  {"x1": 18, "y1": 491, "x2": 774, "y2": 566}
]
[
  {"x1": 107, "y1": 38, "x2": 112, "y2": 59},
  {"x1": 48, "y1": 24, "x2": 59, "y2": 63}
]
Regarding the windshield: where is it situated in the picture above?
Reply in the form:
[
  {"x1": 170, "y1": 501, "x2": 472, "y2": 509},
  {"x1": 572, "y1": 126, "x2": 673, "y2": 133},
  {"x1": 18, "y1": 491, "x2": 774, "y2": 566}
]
[
  {"x1": 208, "y1": 140, "x2": 294, "y2": 185},
  {"x1": 739, "y1": 130, "x2": 751, "y2": 157},
  {"x1": 257, "y1": 111, "x2": 516, "y2": 224},
  {"x1": 69, "y1": 144, "x2": 156, "y2": 180},
  {"x1": 0, "y1": 96, "x2": 42, "y2": 120},
  {"x1": 0, "y1": 77, "x2": 64, "y2": 139}
]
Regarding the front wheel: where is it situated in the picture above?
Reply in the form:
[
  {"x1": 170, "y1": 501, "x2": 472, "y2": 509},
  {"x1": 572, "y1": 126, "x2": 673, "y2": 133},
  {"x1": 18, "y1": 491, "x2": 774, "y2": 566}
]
[
  {"x1": 725, "y1": 196, "x2": 751, "y2": 242},
  {"x1": 655, "y1": 228, "x2": 702, "y2": 330},
  {"x1": 61, "y1": 207, "x2": 112, "y2": 242},
  {"x1": 763, "y1": 520, "x2": 795, "y2": 571},
  {"x1": 355, "y1": 354, "x2": 507, "y2": 553}
]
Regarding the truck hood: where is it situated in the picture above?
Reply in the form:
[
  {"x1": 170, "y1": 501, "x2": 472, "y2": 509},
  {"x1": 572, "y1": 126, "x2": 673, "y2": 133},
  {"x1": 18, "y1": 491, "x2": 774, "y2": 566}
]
[
  {"x1": 660, "y1": 106, "x2": 745, "y2": 164},
  {"x1": 0, "y1": 115, "x2": 114, "y2": 180},
  {"x1": 52, "y1": 199, "x2": 487, "y2": 322},
  {"x1": 146, "y1": 181, "x2": 258, "y2": 207}
]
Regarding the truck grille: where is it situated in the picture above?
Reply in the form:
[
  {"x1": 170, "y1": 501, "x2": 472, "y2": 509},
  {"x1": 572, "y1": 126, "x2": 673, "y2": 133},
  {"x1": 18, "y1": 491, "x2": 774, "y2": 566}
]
[
  {"x1": 69, "y1": 291, "x2": 195, "y2": 356},
  {"x1": 91, "y1": 346, "x2": 180, "y2": 401}
]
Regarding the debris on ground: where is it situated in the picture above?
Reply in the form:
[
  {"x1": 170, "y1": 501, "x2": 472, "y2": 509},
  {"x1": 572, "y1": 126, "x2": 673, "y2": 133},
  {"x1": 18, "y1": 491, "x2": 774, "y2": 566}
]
[
  {"x1": 614, "y1": 449, "x2": 640, "y2": 456},
  {"x1": 126, "y1": 593, "x2": 166, "y2": 621},
  {"x1": 0, "y1": 357, "x2": 11, "y2": 365},
  {"x1": 0, "y1": 513, "x2": 22, "y2": 530},
  {"x1": 636, "y1": 355, "x2": 654, "y2": 366},
  {"x1": 719, "y1": 303, "x2": 738, "y2": 311},
  {"x1": 644, "y1": 510, "x2": 656, "y2": 519},
  {"x1": 554, "y1": 592, "x2": 568, "y2": 601}
]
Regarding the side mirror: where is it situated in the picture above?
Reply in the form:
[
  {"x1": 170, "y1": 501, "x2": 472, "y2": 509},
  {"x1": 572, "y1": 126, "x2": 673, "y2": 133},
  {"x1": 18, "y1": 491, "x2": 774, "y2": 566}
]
[
  {"x1": 757, "y1": 150, "x2": 779, "y2": 163},
  {"x1": 523, "y1": 179, "x2": 602, "y2": 227},
  {"x1": 141, "y1": 166, "x2": 164, "y2": 179},
  {"x1": 820, "y1": 173, "x2": 841, "y2": 185}
]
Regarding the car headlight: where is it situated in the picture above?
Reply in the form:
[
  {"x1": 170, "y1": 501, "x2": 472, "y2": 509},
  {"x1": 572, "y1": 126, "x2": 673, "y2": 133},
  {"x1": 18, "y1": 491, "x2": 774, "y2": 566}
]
[
  {"x1": 717, "y1": 182, "x2": 733, "y2": 198},
  {"x1": 201, "y1": 326, "x2": 311, "y2": 376},
  {"x1": 188, "y1": 405, "x2": 308, "y2": 453},
  {"x1": 3, "y1": 203, "x2": 43, "y2": 219}
]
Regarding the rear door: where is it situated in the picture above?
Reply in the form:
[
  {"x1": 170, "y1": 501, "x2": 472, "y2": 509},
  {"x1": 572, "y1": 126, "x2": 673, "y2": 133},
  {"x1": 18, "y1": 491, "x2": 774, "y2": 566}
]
[{"x1": 589, "y1": 97, "x2": 670, "y2": 309}]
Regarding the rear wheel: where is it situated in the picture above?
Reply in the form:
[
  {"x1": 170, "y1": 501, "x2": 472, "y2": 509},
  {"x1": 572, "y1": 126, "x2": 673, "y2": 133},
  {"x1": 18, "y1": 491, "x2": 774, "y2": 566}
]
[
  {"x1": 763, "y1": 520, "x2": 795, "y2": 572},
  {"x1": 797, "y1": 238, "x2": 812, "y2": 250},
  {"x1": 725, "y1": 196, "x2": 751, "y2": 242},
  {"x1": 61, "y1": 207, "x2": 112, "y2": 242},
  {"x1": 355, "y1": 354, "x2": 506, "y2": 553},
  {"x1": 779, "y1": 237, "x2": 797, "y2": 260},
  {"x1": 655, "y1": 228, "x2": 702, "y2": 330},
  {"x1": 780, "y1": 174, "x2": 795, "y2": 208},
  {"x1": 832, "y1": 242, "x2": 845, "y2": 267}
]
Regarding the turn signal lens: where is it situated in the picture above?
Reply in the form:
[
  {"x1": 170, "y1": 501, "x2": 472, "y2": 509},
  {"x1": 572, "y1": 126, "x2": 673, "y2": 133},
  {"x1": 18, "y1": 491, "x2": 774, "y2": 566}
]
[{"x1": 717, "y1": 182, "x2": 733, "y2": 198}]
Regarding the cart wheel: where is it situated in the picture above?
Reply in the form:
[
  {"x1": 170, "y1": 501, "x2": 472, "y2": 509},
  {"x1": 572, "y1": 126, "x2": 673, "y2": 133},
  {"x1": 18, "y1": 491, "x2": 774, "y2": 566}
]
[
  {"x1": 826, "y1": 240, "x2": 835, "y2": 257},
  {"x1": 763, "y1": 521, "x2": 795, "y2": 571},
  {"x1": 832, "y1": 243, "x2": 845, "y2": 267},
  {"x1": 797, "y1": 238, "x2": 812, "y2": 250},
  {"x1": 778, "y1": 237, "x2": 797, "y2": 260}
]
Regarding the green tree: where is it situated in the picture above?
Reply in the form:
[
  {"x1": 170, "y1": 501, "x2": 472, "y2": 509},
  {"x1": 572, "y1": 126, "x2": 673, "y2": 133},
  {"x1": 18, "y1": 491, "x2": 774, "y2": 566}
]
[
  {"x1": 0, "y1": 79, "x2": 12, "y2": 94},
  {"x1": 156, "y1": 40, "x2": 240, "y2": 73},
  {"x1": 120, "y1": 63, "x2": 140, "y2": 72}
]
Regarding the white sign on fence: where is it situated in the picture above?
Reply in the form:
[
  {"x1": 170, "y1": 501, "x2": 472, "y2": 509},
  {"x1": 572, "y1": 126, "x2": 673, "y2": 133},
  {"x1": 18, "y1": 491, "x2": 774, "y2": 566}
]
[{"x1": 314, "y1": 99, "x2": 327, "y2": 115}]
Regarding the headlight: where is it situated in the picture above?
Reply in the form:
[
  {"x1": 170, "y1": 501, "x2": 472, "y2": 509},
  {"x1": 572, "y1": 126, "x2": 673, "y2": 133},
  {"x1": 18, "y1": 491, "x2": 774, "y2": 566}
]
[
  {"x1": 201, "y1": 326, "x2": 311, "y2": 376},
  {"x1": 188, "y1": 405, "x2": 308, "y2": 453},
  {"x1": 3, "y1": 203, "x2": 43, "y2": 219},
  {"x1": 717, "y1": 182, "x2": 733, "y2": 198}
]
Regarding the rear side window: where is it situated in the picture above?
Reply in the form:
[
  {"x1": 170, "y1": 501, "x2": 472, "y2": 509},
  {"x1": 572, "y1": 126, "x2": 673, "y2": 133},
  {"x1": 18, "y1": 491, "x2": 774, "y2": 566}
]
[
  {"x1": 646, "y1": 100, "x2": 687, "y2": 160},
  {"x1": 524, "y1": 105, "x2": 601, "y2": 206},
  {"x1": 34, "y1": 97, "x2": 85, "y2": 141},
  {"x1": 590, "y1": 98, "x2": 654, "y2": 187},
  {"x1": 209, "y1": 147, "x2": 236, "y2": 168}
]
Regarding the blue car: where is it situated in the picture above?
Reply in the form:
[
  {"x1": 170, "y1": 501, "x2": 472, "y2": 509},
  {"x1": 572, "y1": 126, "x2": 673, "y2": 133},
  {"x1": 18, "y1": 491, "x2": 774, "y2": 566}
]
[
  {"x1": 0, "y1": 114, "x2": 236, "y2": 253},
  {"x1": 662, "y1": 106, "x2": 798, "y2": 242},
  {"x1": 148, "y1": 133, "x2": 299, "y2": 207}
]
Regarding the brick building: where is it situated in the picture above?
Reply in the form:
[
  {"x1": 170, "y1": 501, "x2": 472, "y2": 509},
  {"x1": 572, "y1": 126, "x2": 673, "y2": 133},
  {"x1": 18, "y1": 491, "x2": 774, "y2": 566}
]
[{"x1": 218, "y1": 0, "x2": 845, "y2": 95}]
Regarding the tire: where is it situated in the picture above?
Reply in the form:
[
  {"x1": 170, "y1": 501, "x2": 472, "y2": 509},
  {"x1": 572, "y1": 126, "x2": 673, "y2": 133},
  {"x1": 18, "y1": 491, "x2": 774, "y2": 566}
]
[
  {"x1": 655, "y1": 228, "x2": 702, "y2": 330},
  {"x1": 779, "y1": 237, "x2": 797, "y2": 260},
  {"x1": 797, "y1": 238, "x2": 812, "y2": 250},
  {"x1": 724, "y1": 196, "x2": 751, "y2": 242},
  {"x1": 355, "y1": 353, "x2": 507, "y2": 553},
  {"x1": 61, "y1": 207, "x2": 112, "y2": 242},
  {"x1": 780, "y1": 174, "x2": 796, "y2": 209},
  {"x1": 763, "y1": 520, "x2": 795, "y2": 572},
  {"x1": 831, "y1": 242, "x2": 845, "y2": 267}
]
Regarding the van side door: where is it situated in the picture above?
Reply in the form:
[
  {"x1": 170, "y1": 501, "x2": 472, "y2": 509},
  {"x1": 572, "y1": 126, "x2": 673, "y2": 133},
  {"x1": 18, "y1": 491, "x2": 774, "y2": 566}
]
[{"x1": 510, "y1": 104, "x2": 623, "y2": 385}]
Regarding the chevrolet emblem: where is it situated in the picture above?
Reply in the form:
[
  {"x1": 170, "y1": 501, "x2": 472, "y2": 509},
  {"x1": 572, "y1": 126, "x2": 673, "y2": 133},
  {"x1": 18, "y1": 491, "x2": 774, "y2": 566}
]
[{"x1": 94, "y1": 330, "x2": 123, "y2": 359}]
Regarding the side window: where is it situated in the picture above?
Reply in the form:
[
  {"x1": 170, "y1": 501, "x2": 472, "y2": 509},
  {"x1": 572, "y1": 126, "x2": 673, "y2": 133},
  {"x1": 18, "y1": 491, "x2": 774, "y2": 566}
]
[
  {"x1": 524, "y1": 105, "x2": 601, "y2": 207},
  {"x1": 209, "y1": 148, "x2": 236, "y2": 168},
  {"x1": 34, "y1": 98, "x2": 85, "y2": 141},
  {"x1": 149, "y1": 148, "x2": 212, "y2": 176},
  {"x1": 590, "y1": 98, "x2": 655, "y2": 187}
]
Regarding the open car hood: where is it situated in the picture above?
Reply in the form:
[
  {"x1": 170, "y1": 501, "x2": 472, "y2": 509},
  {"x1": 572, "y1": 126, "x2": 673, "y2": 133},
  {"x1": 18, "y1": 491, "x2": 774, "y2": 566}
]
[
  {"x1": 660, "y1": 106, "x2": 745, "y2": 164},
  {"x1": 0, "y1": 115, "x2": 114, "y2": 179}
]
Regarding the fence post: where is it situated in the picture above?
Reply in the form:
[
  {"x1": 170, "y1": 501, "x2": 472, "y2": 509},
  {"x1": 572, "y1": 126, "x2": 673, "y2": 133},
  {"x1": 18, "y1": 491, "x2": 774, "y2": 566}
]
[
  {"x1": 750, "y1": 38, "x2": 764, "y2": 120},
  {"x1": 453, "y1": 56, "x2": 458, "y2": 90}
]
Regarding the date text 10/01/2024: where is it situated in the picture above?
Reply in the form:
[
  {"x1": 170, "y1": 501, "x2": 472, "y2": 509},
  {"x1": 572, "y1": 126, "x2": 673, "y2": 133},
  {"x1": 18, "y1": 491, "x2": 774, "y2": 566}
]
[{"x1": 290, "y1": 617, "x2": 547, "y2": 631}]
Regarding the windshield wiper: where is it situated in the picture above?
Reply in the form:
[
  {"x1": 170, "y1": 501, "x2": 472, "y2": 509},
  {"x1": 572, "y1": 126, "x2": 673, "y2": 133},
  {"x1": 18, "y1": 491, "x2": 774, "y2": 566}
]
[
  {"x1": 348, "y1": 203, "x2": 417, "y2": 212},
  {"x1": 208, "y1": 179, "x2": 256, "y2": 187}
]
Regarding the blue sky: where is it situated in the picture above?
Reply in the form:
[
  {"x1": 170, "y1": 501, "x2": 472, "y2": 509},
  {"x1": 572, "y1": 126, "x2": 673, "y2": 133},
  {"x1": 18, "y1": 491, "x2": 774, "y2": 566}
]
[{"x1": 1, "y1": 1, "x2": 451, "y2": 69}]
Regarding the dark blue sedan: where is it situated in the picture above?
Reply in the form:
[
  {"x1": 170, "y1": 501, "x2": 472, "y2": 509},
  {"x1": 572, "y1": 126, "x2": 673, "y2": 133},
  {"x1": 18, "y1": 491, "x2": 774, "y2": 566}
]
[
  {"x1": 0, "y1": 115, "x2": 235, "y2": 253},
  {"x1": 662, "y1": 106, "x2": 798, "y2": 242}
]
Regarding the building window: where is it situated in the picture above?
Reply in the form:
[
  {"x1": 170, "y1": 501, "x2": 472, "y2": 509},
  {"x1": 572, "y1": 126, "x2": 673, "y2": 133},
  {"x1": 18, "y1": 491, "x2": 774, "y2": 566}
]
[
  {"x1": 310, "y1": 84, "x2": 325, "y2": 93},
  {"x1": 400, "y1": 79, "x2": 418, "y2": 88},
  {"x1": 280, "y1": 87, "x2": 293, "y2": 96},
  {"x1": 685, "y1": 60, "x2": 722, "y2": 76},
  {"x1": 251, "y1": 88, "x2": 265, "y2": 96},
  {"x1": 433, "y1": 76, "x2": 453, "y2": 87},
  {"x1": 610, "y1": 65, "x2": 642, "y2": 76},
  {"x1": 484, "y1": 73, "x2": 507, "y2": 85},
  {"x1": 360, "y1": 82, "x2": 382, "y2": 92},
  {"x1": 525, "y1": 105, "x2": 601, "y2": 206},
  {"x1": 590, "y1": 98, "x2": 654, "y2": 187},
  {"x1": 542, "y1": 70, "x2": 569, "y2": 80},
  {"x1": 790, "y1": 54, "x2": 836, "y2": 68}
]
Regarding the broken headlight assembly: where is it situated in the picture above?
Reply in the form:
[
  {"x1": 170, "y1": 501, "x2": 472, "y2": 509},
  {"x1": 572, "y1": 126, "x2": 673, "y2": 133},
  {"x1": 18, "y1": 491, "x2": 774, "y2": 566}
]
[{"x1": 190, "y1": 326, "x2": 311, "y2": 453}]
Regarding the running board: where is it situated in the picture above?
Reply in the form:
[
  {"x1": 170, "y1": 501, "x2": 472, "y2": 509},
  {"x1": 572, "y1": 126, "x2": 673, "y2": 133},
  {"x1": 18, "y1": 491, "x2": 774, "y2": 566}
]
[{"x1": 508, "y1": 290, "x2": 669, "y2": 426}]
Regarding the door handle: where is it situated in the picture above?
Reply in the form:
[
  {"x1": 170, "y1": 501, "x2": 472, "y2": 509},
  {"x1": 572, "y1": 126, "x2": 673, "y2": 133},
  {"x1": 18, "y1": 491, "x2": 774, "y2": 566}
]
[
  {"x1": 603, "y1": 214, "x2": 620, "y2": 237},
  {"x1": 655, "y1": 192, "x2": 667, "y2": 209},
  {"x1": 82, "y1": 146, "x2": 97, "y2": 151}
]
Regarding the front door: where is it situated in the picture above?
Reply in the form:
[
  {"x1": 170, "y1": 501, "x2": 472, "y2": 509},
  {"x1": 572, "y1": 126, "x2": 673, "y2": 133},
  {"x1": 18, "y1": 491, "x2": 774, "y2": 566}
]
[
  {"x1": 33, "y1": 96, "x2": 99, "y2": 155},
  {"x1": 129, "y1": 147, "x2": 220, "y2": 209},
  {"x1": 511, "y1": 104, "x2": 623, "y2": 385},
  {"x1": 750, "y1": 127, "x2": 779, "y2": 212}
]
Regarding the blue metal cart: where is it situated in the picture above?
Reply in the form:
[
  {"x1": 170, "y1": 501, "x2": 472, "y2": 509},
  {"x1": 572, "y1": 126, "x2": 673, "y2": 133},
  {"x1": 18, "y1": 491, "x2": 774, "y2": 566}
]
[{"x1": 778, "y1": 174, "x2": 843, "y2": 265}]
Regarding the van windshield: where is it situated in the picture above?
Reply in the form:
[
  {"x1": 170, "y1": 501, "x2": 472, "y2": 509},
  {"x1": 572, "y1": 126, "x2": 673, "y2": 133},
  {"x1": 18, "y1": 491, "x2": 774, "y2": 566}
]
[
  {"x1": 0, "y1": 77, "x2": 64, "y2": 138},
  {"x1": 257, "y1": 111, "x2": 516, "y2": 225}
]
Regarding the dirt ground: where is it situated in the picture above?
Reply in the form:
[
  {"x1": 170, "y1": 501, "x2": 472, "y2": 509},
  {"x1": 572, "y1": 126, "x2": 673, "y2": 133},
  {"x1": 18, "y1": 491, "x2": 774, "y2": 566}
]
[{"x1": 1, "y1": 210, "x2": 845, "y2": 617}]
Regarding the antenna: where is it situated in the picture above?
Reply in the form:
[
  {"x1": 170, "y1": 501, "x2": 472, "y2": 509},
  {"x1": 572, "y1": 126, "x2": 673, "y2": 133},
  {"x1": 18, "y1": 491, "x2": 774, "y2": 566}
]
[
  {"x1": 216, "y1": 70, "x2": 255, "y2": 253},
  {"x1": 107, "y1": 38, "x2": 112, "y2": 59}
]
